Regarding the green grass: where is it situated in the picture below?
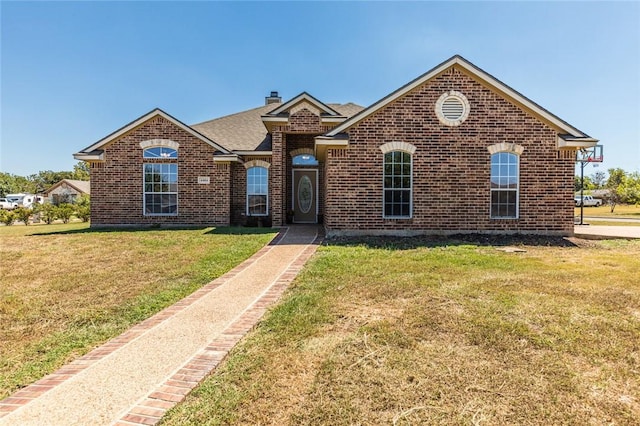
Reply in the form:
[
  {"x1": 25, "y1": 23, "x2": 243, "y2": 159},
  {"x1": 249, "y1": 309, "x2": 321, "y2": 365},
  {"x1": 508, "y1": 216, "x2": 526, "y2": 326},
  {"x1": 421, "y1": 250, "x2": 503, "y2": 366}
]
[
  {"x1": 0, "y1": 223, "x2": 277, "y2": 399},
  {"x1": 575, "y1": 203, "x2": 640, "y2": 218},
  {"x1": 162, "y1": 237, "x2": 640, "y2": 425}
]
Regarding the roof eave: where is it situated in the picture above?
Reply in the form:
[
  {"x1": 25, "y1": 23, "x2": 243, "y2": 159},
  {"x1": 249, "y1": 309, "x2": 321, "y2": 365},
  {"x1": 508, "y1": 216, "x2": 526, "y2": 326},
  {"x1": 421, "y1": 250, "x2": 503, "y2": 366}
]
[
  {"x1": 73, "y1": 152, "x2": 104, "y2": 162},
  {"x1": 327, "y1": 55, "x2": 592, "y2": 139},
  {"x1": 78, "y1": 108, "x2": 232, "y2": 155}
]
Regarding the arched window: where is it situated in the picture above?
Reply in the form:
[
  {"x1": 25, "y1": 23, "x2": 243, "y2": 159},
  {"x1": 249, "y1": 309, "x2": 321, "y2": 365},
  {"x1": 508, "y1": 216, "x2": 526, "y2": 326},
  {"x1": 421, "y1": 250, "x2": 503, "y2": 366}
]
[
  {"x1": 490, "y1": 152, "x2": 519, "y2": 218},
  {"x1": 143, "y1": 147, "x2": 177, "y2": 159},
  {"x1": 383, "y1": 151, "x2": 412, "y2": 218},
  {"x1": 292, "y1": 154, "x2": 318, "y2": 166},
  {"x1": 143, "y1": 145, "x2": 178, "y2": 216},
  {"x1": 247, "y1": 166, "x2": 268, "y2": 216}
]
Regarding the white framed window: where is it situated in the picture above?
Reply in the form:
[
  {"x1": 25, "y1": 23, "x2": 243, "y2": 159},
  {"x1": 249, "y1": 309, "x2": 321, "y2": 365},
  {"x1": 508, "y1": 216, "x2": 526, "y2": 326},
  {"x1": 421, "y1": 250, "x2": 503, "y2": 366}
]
[
  {"x1": 247, "y1": 166, "x2": 268, "y2": 216},
  {"x1": 490, "y1": 152, "x2": 519, "y2": 218},
  {"x1": 383, "y1": 151, "x2": 412, "y2": 218},
  {"x1": 143, "y1": 147, "x2": 177, "y2": 159},
  {"x1": 143, "y1": 163, "x2": 178, "y2": 215}
]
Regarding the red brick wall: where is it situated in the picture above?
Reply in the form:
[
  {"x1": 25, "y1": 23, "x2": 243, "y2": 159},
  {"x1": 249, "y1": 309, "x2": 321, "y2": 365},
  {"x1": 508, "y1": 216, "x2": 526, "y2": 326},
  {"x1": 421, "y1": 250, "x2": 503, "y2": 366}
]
[
  {"x1": 324, "y1": 67, "x2": 575, "y2": 235},
  {"x1": 90, "y1": 116, "x2": 230, "y2": 226},
  {"x1": 270, "y1": 108, "x2": 334, "y2": 226}
]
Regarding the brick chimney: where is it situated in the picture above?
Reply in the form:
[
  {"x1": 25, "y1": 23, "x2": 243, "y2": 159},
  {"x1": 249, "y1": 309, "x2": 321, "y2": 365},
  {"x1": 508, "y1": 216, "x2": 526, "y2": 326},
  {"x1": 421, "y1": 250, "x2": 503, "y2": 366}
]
[{"x1": 265, "y1": 91, "x2": 281, "y2": 105}]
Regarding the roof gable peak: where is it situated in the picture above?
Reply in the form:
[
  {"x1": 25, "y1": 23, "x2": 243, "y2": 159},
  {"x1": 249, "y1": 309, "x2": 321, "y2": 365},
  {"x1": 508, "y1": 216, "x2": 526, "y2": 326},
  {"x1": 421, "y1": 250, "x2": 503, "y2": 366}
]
[
  {"x1": 326, "y1": 55, "x2": 592, "y2": 139},
  {"x1": 75, "y1": 108, "x2": 231, "y2": 158},
  {"x1": 266, "y1": 92, "x2": 342, "y2": 117}
]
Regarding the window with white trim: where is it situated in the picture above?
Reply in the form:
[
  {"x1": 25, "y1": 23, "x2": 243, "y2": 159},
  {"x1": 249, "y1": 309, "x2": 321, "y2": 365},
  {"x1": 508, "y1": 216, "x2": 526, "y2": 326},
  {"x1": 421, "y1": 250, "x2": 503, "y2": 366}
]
[
  {"x1": 143, "y1": 146, "x2": 177, "y2": 159},
  {"x1": 383, "y1": 151, "x2": 412, "y2": 218},
  {"x1": 247, "y1": 166, "x2": 268, "y2": 216},
  {"x1": 490, "y1": 152, "x2": 519, "y2": 218},
  {"x1": 144, "y1": 163, "x2": 178, "y2": 215}
]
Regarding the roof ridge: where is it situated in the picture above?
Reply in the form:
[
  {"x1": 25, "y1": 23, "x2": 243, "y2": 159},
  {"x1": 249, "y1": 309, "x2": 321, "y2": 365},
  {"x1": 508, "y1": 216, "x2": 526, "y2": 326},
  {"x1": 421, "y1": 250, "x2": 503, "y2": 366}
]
[{"x1": 191, "y1": 104, "x2": 280, "y2": 126}]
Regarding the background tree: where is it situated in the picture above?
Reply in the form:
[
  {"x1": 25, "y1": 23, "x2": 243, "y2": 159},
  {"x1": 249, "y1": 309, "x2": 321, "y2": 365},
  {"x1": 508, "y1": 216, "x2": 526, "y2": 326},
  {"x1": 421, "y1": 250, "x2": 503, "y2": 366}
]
[
  {"x1": 75, "y1": 194, "x2": 91, "y2": 222},
  {"x1": 606, "y1": 168, "x2": 627, "y2": 212},
  {"x1": 13, "y1": 207, "x2": 33, "y2": 226},
  {"x1": 72, "y1": 161, "x2": 90, "y2": 180},
  {"x1": 0, "y1": 210, "x2": 16, "y2": 226},
  {"x1": 575, "y1": 175, "x2": 595, "y2": 193},
  {"x1": 39, "y1": 203, "x2": 58, "y2": 224},
  {"x1": 0, "y1": 173, "x2": 36, "y2": 197},
  {"x1": 591, "y1": 171, "x2": 606, "y2": 189},
  {"x1": 54, "y1": 203, "x2": 75, "y2": 224}
]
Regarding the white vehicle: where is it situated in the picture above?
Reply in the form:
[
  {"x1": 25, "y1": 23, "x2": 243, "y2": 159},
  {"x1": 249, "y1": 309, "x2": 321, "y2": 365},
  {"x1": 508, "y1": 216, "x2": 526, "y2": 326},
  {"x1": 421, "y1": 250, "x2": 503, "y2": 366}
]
[
  {"x1": 574, "y1": 195, "x2": 602, "y2": 207},
  {"x1": 6, "y1": 193, "x2": 44, "y2": 208},
  {"x1": 0, "y1": 198, "x2": 18, "y2": 210}
]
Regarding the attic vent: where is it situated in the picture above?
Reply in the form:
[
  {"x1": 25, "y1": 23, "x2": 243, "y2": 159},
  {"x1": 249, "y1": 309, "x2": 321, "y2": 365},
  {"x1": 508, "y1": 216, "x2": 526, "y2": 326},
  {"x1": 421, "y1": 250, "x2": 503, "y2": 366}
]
[
  {"x1": 442, "y1": 98, "x2": 464, "y2": 119},
  {"x1": 435, "y1": 90, "x2": 470, "y2": 126}
]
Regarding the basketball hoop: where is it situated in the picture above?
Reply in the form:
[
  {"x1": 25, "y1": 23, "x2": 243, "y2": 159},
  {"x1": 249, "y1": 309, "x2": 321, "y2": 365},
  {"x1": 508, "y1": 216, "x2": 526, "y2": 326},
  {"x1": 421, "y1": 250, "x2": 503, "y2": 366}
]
[
  {"x1": 576, "y1": 145, "x2": 603, "y2": 163},
  {"x1": 576, "y1": 144, "x2": 603, "y2": 226}
]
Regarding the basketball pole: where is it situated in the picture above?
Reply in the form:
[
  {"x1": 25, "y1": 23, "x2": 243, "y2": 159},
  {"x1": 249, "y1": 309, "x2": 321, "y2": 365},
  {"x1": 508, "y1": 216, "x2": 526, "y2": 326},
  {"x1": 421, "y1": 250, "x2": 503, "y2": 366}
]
[{"x1": 580, "y1": 159, "x2": 586, "y2": 225}]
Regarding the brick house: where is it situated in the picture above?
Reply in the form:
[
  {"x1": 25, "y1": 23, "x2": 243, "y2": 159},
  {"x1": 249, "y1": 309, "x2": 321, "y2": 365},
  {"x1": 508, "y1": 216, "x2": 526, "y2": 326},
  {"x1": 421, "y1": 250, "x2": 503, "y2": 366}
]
[
  {"x1": 74, "y1": 55, "x2": 597, "y2": 236},
  {"x1": 44, "y1": 179, "x2": 90, "y2": 205}
]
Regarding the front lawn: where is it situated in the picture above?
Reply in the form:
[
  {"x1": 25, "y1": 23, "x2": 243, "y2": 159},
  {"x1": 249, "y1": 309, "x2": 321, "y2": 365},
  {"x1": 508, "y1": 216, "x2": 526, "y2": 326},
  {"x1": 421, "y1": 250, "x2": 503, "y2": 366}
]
[
  {"x1": 575, "y1": 204, "x2": 640, "y2": 218},
  {"x1": 0, "y1": 223, "x2": 276, "y2": 399},
  {"x1": 163, "y1": 236, "x2": 640, "y2": 425}
]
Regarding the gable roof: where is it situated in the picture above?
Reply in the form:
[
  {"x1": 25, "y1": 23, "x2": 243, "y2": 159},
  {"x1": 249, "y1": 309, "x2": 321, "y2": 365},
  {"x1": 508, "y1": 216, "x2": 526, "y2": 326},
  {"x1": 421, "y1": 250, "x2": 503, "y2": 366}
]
[
  {"x1": 191, "y1": 103, "x2": 279, "y2": 153},
  {"x1": 265, "y1": 92, "x2": 343, "y2": 117},
  {"x1": 326, "y1": 55, "x2": 595, "y2": 141},
  {"x1": 192, "y1": 101, "x2": 364, "y2": 152},
  {"x1": 45, "y1": 179, "x2": 90, "y2": 195},
  {"x1": 74, "y1": 108, "x2": 231, "y2": 160}
]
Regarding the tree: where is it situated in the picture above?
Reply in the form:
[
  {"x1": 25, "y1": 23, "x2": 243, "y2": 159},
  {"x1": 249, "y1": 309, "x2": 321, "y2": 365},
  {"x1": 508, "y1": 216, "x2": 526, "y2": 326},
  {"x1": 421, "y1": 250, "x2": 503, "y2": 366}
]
[
  {"x1": 54, "y1": 203, "x2": 75, "y2": 224},
  {"x1": 0, "y1": 173, "x2": 36, "y2": 197},
  {"x1": 606, "y1": 168, "x2": 627, "y2": 212},
  {"x1": 0, "y1": 210, "x2": 16, "y2": 226},
  {"x1": 75, "y1": 194, "x2": 90, "y2": 222},
  {"x1": 575, "y1": 175, "x2": 595, "y2": 193},
  {"x1": 72, "y1": 161, "x2": 90, "y2": 181},
  {"x1": 13, "y1": 207, "x2": 33, "y2": 226},
  {"x1": 591, "y1": 171, "x2": 606, "y2": 189},
  {"x1": 39, "y1": 203, "x2": 58, "y2": 224},
  {"x1": 619, "y1": 172, "x2": 640, "y2": 206}
]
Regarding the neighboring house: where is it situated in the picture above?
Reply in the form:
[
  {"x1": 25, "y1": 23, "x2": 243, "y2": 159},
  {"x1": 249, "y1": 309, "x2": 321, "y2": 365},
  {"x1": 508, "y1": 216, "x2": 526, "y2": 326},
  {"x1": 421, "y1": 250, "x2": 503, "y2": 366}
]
[
  {"x1": 74, "y1": 55, "x2": 598, "y2": 236},
  {"x1": 45, "y1": 179, "x2": 90, "y2": 205}
]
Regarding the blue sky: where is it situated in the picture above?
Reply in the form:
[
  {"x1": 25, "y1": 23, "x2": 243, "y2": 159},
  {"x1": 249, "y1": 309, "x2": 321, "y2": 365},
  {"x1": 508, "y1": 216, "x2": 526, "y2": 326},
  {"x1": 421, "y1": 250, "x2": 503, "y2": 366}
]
[{"x1": 1, "y1": 1, "x2": 639, "y2": 177}]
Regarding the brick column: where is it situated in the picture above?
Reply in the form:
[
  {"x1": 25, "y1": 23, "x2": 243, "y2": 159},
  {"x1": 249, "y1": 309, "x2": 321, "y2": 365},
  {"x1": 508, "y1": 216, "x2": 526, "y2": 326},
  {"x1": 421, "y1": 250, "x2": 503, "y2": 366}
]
[
  {"x1": 271, "y1": 131, "x2": 284, "y2": 226},
  {"x1": 212, "y1": 162, "x2": 231, "y2": 225}
]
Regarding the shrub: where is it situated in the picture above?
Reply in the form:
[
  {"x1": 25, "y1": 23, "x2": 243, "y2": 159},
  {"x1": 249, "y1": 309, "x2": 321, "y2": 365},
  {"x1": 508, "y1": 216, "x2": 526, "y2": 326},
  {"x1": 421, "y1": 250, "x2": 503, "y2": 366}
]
[
  {"x1": 75, "y1": 194, "x2": 90, "y2": 222},
  {"x1": 54, "y1": 203, "x2": 75, "y2": 224},
  {"x1": 76, "y1": 204, "x2": 90, "y2": 222},
  {"x1": 13, "y1": 207, "x2": 33, "y2": 226},
  {"x1": 0, "y1": 210, "x2": 16, "y2": 226},
  {"x1": 39, "y1": 203, "x2": 58, "y2": 225}
]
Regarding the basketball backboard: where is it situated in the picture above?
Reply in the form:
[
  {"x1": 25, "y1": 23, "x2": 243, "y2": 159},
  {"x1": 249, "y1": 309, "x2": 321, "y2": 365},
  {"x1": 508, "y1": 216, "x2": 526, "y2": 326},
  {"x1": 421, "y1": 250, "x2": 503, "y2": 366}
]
[{"x1": 576, "y1": 144, "x2": 603, "y2": 163}]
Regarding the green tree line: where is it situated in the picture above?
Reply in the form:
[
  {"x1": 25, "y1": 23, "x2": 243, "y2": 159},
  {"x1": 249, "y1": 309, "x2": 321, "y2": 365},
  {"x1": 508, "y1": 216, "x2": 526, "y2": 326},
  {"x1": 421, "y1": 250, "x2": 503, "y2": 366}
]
[
  {"x1": 0, "y1": 161, "x2": 89, "y2": 197},
  {"x1": 575, "y1": 168, "x2": 640, "y2": 210}
]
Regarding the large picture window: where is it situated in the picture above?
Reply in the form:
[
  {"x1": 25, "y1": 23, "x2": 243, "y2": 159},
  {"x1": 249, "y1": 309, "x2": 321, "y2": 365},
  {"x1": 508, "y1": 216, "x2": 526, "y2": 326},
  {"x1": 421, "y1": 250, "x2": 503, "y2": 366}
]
[
  {"x1": 144, "y1": 163, "x2": 178, "y2": 215},
  {"x1": 247, "y1": 166, "x2": 268, "y2": 216},
  {"x1": 383, "y1": 151, "x2": 412, "y2": 218},
  {"x1": 490, "y1": 152, "x2": 519, "y2": 218}
]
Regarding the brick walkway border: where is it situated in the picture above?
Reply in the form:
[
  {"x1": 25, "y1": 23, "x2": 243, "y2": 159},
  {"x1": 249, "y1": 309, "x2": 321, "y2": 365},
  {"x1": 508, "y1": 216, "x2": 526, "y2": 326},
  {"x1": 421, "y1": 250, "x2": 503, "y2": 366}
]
[{"x1": 0, "y1": 227, "x2": 323, "y2": 425}]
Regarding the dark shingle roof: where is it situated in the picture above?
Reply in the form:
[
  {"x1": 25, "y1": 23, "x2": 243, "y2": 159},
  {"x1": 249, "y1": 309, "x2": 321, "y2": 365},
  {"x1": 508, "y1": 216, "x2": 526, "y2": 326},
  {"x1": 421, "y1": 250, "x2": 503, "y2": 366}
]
[{"x1": 191, "y1": 102, "x2": 364, "y2": 152}]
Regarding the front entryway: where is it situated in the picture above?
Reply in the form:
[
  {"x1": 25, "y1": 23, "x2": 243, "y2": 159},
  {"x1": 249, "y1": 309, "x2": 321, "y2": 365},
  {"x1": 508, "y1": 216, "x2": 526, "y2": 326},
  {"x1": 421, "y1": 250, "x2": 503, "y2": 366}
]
[{"x1": 292, "y1": 169, "x2": 317, "y2": 223}]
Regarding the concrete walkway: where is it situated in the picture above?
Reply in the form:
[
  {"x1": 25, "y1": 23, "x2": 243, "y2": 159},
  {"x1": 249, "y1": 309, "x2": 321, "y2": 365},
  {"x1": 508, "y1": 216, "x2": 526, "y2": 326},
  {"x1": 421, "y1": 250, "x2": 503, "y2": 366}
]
[
  {"x1": 0, "y1": 226, "x2": 322, "y2": 426},
  {"x1": 574, "y1": 225, "x2": 640, "y2": 239}
]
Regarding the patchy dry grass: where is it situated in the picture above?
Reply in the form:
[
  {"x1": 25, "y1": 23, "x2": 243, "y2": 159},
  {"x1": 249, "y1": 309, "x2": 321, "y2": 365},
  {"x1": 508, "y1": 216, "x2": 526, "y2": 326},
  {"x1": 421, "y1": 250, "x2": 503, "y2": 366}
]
[
  {"x1": 576, "y1": 204, "x2": 640, "y2": 218},
  {"x1": 163, "y1": 236, "x2": 640, "y2": 425},
  {"x1": 0, "y1": 223, "x2": 276, "y2": 399}
]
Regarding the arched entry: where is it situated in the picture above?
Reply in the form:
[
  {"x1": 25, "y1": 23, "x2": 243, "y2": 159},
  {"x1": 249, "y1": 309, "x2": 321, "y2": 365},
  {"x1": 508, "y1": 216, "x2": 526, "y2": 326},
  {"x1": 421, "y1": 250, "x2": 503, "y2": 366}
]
[{"x1": 291, "y1": 153, "x2": 318, "y2": 223}]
